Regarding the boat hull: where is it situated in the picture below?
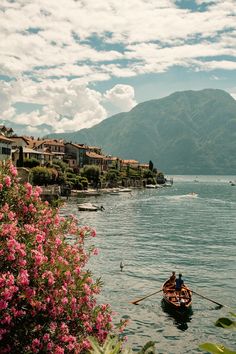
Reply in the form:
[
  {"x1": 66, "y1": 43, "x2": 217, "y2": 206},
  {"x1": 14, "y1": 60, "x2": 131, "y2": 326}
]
[{"x1": 162, "y1": 280, "x2": 192, "y2": 312}]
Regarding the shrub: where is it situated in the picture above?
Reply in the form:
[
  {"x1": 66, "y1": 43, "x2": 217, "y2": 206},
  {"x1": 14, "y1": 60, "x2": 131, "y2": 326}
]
[
  {"x1": 52, "y1": 159, "x2": 68, "y2": 172},
  {"x1": 23, "y1": 158, "x2": 40, "y2": 168},
  {"x1": 0, "y1": 161, "x2": 113, "y2": 353},
  {"x1": 30, "y1": 166, "x2": 52, "y2": 186}
]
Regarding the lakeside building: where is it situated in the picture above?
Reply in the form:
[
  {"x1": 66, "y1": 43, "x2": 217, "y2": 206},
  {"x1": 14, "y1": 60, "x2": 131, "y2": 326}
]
[
  {"x1": 0, "y1": 125, "x2": 14, "y2": 137},
  {"x1": 0, "y1": 126, "x2": 153, "y2": 175},
  {"x1": 0, "y1": 134, "x2": 13, "y2": 161}
]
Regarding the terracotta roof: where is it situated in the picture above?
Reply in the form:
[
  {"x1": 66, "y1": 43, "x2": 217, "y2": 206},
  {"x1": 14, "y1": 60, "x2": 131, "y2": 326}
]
[
  {"x1": 0, "y1": 134, "x2": 13, "y2": 143},
  {"x1": 65, "y1": 142, "x2": 87, "y2": 149},
  {"x1": 85, "y1": 151, "x2": 105, "y2": 159},
  {"x1": 10, "y1": 136, "x2": 30, "y2": 144},
  {"x1": 43, "y1": 139, "x2": 65, "y2": 146},
  {"x1": 122, "y1": 159, "x2": 139, "y2": 164},
  {"x1": 104, "y1": 156, "x2": 119, "y2": 161},
  {"x1": 23, "y1": 148, "x2": 43, "y2": 154},
  {"x1": 29, "y1": 139, "x2": 65, "y2": 148}
]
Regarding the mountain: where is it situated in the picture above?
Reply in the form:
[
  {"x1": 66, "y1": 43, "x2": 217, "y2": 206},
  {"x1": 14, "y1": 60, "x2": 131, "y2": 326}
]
[{"x1": 47, "y1": 89, "x2": 236, "y2": 175}]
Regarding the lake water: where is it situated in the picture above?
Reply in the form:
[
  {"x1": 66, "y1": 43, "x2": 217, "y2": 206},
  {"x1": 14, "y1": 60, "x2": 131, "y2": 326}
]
[{"x1": 60, "y1": 176, "x2": 236, "y2": 353}]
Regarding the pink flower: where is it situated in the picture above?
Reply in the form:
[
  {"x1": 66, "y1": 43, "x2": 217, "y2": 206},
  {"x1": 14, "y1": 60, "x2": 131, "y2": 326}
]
[
  {"x1": 35, "y1": 234, "x2": 45, "y2": 243},
  {"x1": 43, "y1": 333, "x2": 50, "y2": 342},
  {"x1": 61, "y1": 297, "x2": 68, "y2": 305},
  {"x1": 0, "y1": 183, "x2": 3, "y2": 191},
  {"x1": 8, "y1": 211, "x2": 15, "y2": 221},
  {"x1": 54, "y1": 346, "x2": 65, "y2": 354},
  {"x1": 82, "y1": 339, "x2": 91, "y2": 350},
  {"x1": 17, "y1": 269, "x2": 29, "y2": 286},
  {"x1": 4, "y1": 176, "x2": 11, "y2": 187},
  {"x1": 10, "y1": 165, "x2": 17, "y2": 176},
  {"x1": 0, "y1": 300, "x2": 8, "y2": 310}
]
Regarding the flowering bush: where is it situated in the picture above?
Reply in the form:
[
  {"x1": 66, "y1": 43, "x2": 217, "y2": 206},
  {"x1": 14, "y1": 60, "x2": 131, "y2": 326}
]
[{"x1": 0, "y1": 162, "x2": 113, "y2": 353}]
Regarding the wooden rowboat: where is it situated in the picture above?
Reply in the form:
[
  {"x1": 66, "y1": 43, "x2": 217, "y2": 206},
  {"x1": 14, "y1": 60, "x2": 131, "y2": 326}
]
[{"x1": 162, "y1": 279, "x2": 192, "y2": 311}]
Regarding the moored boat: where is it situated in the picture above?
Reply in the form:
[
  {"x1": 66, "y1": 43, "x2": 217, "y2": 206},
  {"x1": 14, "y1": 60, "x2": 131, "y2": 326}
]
[
  {"x1": 119, "y1": 188, "x2": 132, "y2": 192},
  {"x1": 162, "y1": 279, "x2": 192, "y2": 311},
  {"x1": 78, "y1": 202, "x2": 105, "y2": 211}
]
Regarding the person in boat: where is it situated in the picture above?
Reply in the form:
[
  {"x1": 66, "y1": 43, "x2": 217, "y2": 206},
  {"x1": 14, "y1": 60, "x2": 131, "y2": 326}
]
[
  {"x1": 175, "y1": 273, "x2": 184, "y2": 291},
  {"x1": 167, "y1": 271, "x2": 176, "y2": 286}
]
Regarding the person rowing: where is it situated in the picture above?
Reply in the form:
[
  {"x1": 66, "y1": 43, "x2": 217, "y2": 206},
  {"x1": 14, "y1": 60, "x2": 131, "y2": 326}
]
[{"x1": 175, "y1": 273, "x2": 184, "y2": 291}]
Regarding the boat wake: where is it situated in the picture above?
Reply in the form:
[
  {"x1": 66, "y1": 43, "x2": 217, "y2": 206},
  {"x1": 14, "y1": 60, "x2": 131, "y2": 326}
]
[{"x1": 165, "y1": 193, "x2": 198, "y2": 201}]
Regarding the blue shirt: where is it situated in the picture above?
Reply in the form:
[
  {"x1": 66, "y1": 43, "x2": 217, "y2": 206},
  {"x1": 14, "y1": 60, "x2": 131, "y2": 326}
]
[{"x1": 176, "y1": 277, "x2": 184, "y2": 290}]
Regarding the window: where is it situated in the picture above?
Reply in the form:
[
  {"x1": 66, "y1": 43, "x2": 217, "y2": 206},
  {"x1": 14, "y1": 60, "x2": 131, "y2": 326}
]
[{"x1": 1, "y1": 147, "x2": 11, "y2": 155}]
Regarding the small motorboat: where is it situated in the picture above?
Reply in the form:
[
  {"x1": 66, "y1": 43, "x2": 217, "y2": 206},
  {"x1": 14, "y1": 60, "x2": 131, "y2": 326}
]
[
  {"x1": 78, "y1": 203, "x2": 104, "y2": 212},
  {"x1": 162, "y1": 279, "x2": 192, "y2": 311},
  {"x1": 119, "y1": 188, "x2": 132, "y2": 192},
  {"x1": 110, "y1": 189, "x2": 120, "y2": 195},
  {"x1": 146, "y1": 184, "x2": 159, "y2": 189}
]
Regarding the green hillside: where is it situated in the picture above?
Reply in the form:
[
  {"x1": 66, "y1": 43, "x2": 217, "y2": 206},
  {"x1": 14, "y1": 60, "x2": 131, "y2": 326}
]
[{"x1": 48, "y1": 89, "x2": 236, "y2": 174}]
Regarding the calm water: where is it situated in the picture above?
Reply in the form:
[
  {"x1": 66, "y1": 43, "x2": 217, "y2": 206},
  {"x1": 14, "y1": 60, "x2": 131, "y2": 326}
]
[{"x1": 60, "y1": 176, "x2": 236, "y2": 353}]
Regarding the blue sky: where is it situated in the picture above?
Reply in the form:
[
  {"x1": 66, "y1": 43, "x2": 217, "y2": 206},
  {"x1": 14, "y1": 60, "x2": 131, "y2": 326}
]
[{"x1": 0, "y1": 0, "x2": 235, "y2": 136}]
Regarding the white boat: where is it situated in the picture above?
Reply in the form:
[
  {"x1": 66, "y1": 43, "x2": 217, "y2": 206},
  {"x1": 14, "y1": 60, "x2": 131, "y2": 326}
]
[
  {"x1": 146, "y1": 184, "x2": 158, "y2": 189},
  {"x1": 82, "y1": 190, "x2": 101, "y2": 196},
  {"x1": 119, "y1": 188, "x2": 132, "y2": 192},
  {"x1": 110, "y1": 190, "x2": 120, "y2": 195},
  {"x1": 78, "y1": 203, "x2": 104, "y2": 211}
]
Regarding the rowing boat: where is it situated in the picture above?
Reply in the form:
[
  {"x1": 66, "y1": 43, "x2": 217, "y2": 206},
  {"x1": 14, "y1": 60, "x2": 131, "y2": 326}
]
[{"x1": 162, "y1": 279, "x2": 192, "y2": 311}]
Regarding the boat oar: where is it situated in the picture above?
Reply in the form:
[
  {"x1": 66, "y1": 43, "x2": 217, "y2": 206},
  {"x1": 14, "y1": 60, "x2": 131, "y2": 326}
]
[
  {"x1": 192, "y1": 290, "x2": 230, "y2": 308},
  {"x1": 131, "y1": 289, "x2": 162, "y2": 305}
]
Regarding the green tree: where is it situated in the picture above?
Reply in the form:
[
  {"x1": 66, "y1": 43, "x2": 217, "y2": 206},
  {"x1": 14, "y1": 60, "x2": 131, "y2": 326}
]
[
  {"x1": 149, "y1": 160, "x2": 154, "y2": 171},
  {"x1": 16, "y1": 146, "x2": 24, "y2": 167},
  {"x1": 30, "y1": 166, "x2": 52, "y2": 186},
  {"x1": 81, "y1": 165, "x2": 100, "y2": 186}
]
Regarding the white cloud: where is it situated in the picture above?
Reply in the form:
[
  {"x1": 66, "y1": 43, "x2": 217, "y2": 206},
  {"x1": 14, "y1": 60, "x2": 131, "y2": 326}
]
[
  {"x1": 0, "y1": 0, "x2": 235, "y2": 134},
  {"x1": 104, "y1": 84, "x2": 137, "y2": 111}
]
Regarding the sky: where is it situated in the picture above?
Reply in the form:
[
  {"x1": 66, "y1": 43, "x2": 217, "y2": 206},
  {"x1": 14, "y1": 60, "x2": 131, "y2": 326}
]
[{"x1": 0, "y1": 0, "x2": 236, "y2": 137}]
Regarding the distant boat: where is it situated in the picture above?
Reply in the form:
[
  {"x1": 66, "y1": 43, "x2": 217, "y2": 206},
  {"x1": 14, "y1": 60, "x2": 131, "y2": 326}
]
[{"x1": 229, "y1": 181, "x2": 235, "y2": 186}]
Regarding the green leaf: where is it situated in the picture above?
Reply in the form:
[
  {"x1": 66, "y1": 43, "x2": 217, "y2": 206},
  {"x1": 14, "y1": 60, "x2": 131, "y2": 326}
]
[
  {"x1": 215, "y1": 318, "x2": 236, "y2": 330},
  {"x1": 199, "y1": 343, "x2": 236, "y2": 354},
  {"x1": 138, "y1": 341, "x2": 156, "y2": 353}
]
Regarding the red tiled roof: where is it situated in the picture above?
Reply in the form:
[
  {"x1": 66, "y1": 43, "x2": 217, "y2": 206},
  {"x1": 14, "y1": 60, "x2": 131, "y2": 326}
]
[
  {"x1": 0, "y1": 134, "x2": 13, "y2": 143},
  {"x1": 122, "y1": 159, "x2": 139, "y2": 164},
  {"x1": 85, "y1": 151, "x2": 105, "y2": 159},
  {"x1": 65, "y1": 142, "x2": 86, "y2": 149}
]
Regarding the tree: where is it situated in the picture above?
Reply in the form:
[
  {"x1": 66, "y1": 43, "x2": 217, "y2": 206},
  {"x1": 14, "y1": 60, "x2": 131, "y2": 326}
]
[
  {"x1": 149, "y1": 160, "x2": 154, "y2": 171},
  {"x1": 81, "y1": 165, "x2": 100, "y2": 186},
  {"x1": 16, "y1": 146, "x2": 24, "y2": 167}
]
